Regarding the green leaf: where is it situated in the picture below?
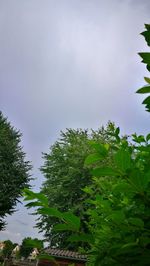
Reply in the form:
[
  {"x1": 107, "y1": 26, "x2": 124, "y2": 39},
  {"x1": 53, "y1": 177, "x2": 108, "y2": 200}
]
[
  {"x1": 38, "y1": 207, "x2": 63, "y2": 219},
  {"x1": 88, "y1": 141, "x2": 108, "y2": 157},
  {"x1": 68, "y1": 234, "x2": 94, "y2": 244},
  {"x1": 104, "y1": 143, "x2": 110, "y2": 150},
  {"x1": 62, "y1": 212, "x2": 80, "y2": 231},
  {"x1": 143, "y1": 171, "x2": 150, "y2": 188},
  {"x1": 136, "y1": 85, "x2": 150, "y2": 94},
  {"x1": 53, "y1": 223, "x2": 74, "y2": 231},
  {"x1": 144, "y1": 77, "x2": 150, "y2": 84},
  {"x1": 114, "y1": 127, "x2": 120, "y2": 142},
  {"x1": 34, "y1": 193, "x2": 48, "y2": 205},
  {"x1": 23, "y1": 188, "x2": 38, "y2": 201},
  {"x1": 142, "y1": 96, "x2": 150, "y2": 109},
  {"x1": 114, "y1": 148, "x2": 131, "y2": 172},
  {"x1": 115, "y1": 127, "x2": 120, "y2": 135},
  {"x1": 143, "y1": 96, "x2": 150, "y2": 105},
  {"x1": 128, "y1": 218, "x2": 144, "y2": 228},
  {"x1": 25, "y1": 201, "x2": 44, "y2": 209},
  {"x1": 138, "y1": 135, "x2": 145, "y2": 143},
  {"x1": 145, "y1": 104, "x2": 150, "y2": 112},
  {"x1": 141, "y1": 28, "x2": 150, "y2": 46},
  {"x1": 112, "y1": 182, "x2": 134, "y2": 194},
  {"x1": 139, "y1": 52, "x2": 150, "y2": 65},
  {"x1": 82, "y1": 186, "x2": 93, "y2": 195},
  {"x1": 107, "y1": 211, "x2": 125, "y2": 224},
  {"x1": 23, "y1": 239, "x2": 43, "y2": 249},
  {"x1": 146, "y1": 133, "x2": 150, "y2": 141},
  {"x1": 84, "y1": 153, "x2": 103, "y2": 165},
  {"x1": 129, "y1": 169, "x2": 150, "y2": 191},
  {"x1": 23, "y1": 188, "x2": 48, "y2": 205},
  {"x1": 92, "y1": 167, "x2": 119, "y2": 177},
  {"x1": 132, "y1": 134, "x2": 145, "y2": 143},
  {"x1": 145, "y1": 24, "x2": 150, "y2": 31},
  {"x1": 147, "y1": 64, "x2": 150, "y2": 72},
  {"x1": 121, "y1": 242, "x2": 138, "y2": 250}
]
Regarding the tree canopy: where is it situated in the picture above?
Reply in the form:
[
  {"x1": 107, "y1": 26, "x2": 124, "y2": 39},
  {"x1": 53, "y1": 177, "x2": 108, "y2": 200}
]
[
  {"x1": 0, "y1": 111, "x2": 31, "y2": 230},
  {"x1": 19, "y1": 237, "x2": 43, "y2": 259},
  {"x1": 0, "y1": 240, "x2": 15, "y2": 259},
  {"x1": 24, "y1": 24, "x2": 150, "y2": 265},
  {"x1": 36, "y1": 123, "x2": 121, "y2": 248}
]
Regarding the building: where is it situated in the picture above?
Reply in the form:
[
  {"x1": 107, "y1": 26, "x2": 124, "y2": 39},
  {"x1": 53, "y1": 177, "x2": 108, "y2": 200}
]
[
  {"x1": 0, "y1": 242, "x2": 5, "y2": 250},
  {"x1": 28, "y1": 248, "x2": 39, "y2": 261},
  {"x1": 38, "y1": 248, "x2": 87, "y2": 266},
  {"x1": 12, "y1": 245, "x2": 20, "y2": 257}
]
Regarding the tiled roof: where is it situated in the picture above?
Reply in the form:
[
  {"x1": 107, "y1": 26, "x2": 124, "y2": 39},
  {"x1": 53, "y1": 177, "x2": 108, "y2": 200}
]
[{"x1": 44, "y1": 248, "x2": 87, "y2": 261}]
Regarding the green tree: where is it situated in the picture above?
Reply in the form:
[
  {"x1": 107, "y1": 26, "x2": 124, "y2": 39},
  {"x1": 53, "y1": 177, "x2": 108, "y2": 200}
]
[
  {"x1": 68, "y1": 24, "x2": 150, "y2": 265},
  {"x1": 82, "y1": 133, "x2": 150, "y2": 265},
  {"x1": 0, "y1": 112, "x2": 31, "y2": 230},
  {"x1": 24, "y1": 24, "x2": 150, "y2": 266},
  {"x1": 2, "y1": 240, "x2": 14, "y2": 259},
  {"x1": 37, "y1": 124, "x2": 118, "y2": 248},
  {"x1": 19, "y1": 237, "x2": 43, "y2": 259}
]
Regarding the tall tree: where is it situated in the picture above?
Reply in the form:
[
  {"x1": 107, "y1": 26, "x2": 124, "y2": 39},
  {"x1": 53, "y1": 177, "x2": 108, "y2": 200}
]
[
  {"x1": 0, "y1": 111, "x2": 31, "y2": 230},
  {"x1": 37, "y1": 123, "x2": 119, "y2": 248}
]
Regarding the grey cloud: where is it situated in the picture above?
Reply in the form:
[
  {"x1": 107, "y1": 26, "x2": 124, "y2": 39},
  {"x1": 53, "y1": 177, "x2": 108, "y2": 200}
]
[{"x1": 15, "y1": 220, "x2": 28, "y2": 226}]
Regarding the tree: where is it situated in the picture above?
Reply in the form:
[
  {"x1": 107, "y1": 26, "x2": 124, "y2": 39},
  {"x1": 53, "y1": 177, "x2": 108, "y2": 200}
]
[
  {"x1": 0, "y1": 112, "x2": 31, "y2": 230},
  {"x1": 19, "y1": 237, "x2": 43, "y2": 259},
  {"x1": 36, "y1": 124, "x2": 122, "y2": 248},
  {"x1": 82, "y1": 132, "x2": 150, "y2": 265},
  {"x1": 24, "y1": 24, "x2": 150, "y2": 265},
  {"x1": 2, "y1": 240, "x2": 14, "y2": 259}
]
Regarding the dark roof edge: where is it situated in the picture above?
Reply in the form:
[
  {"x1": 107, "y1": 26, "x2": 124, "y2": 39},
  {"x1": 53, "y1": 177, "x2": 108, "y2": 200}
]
[{"x1": 44, "y1": 254, "x2": 87, "y2": 262}]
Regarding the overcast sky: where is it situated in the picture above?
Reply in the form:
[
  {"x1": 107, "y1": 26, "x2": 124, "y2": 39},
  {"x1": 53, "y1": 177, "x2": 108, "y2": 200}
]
[{"x1": 0, "y1": 0, "x2": 150, "y2": 244}]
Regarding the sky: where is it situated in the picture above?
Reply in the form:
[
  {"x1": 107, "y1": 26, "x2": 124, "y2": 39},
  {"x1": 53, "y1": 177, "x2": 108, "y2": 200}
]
[{"x1": 0, "y1": 0, "x2": 150, "y2": 244}]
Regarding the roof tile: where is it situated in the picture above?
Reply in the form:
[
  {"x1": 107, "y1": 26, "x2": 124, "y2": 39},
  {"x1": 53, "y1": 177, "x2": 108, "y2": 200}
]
[{"x1": 44, "y1": 248, "x2": 87, "y2": 261}]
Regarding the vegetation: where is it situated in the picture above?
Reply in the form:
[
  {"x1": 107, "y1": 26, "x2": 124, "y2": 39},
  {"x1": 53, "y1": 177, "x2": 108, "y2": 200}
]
[
  {"x1": 2, "y1": 240, "x2": 14, "y2": 258},
  {"x1": 37, "y1": 125, "x2": 119, "y2": 248},
  {"x1": 19, "y1": 237, "x2": 43, "y2": 259},
  {"x1": 0, "y1": 240, "x2": 15, "y2": 263},
  {"x1": 0, "y1": 112, "x2": 31, "y2": 230},
  {"x1": 0, "y1": 237, "x2": 43, "y2": 264},
  {"x1": 136, "y1": 24, "x2": 150, "y2": 111},
  {"x1": 24, "y1": 24, "x2": 150, "y2": 265}
]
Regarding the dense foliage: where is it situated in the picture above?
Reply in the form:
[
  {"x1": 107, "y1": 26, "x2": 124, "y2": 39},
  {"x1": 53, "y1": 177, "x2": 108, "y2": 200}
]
[
  {"x1": 0, "y1": 112, "x2": 31, "y2": 230},
  {"x1": 24, "y1": 25, "x2": 150, "y2": 265},
  {"x1": 19, "y1": 237, "x2": 43, "y2": 258},
  {"x1": 0, "y1": 238, "x2": 43, "y2": 264},
  {"x1": 82, "y1": 132, "x2": 150, "y2": 265},
  {"x1": 38, "y1": 125, "x2": 118, "y2": 247},
  {"x1": 0, "y1": 240, "x2": 15, "y2": 259}
]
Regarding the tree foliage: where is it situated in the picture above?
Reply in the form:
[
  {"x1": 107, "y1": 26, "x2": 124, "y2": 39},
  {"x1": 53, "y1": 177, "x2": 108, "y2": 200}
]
[
  {"x1": 19, "y1": 237, "x2": 43, "y2": 259},
  {"x1": 24, "y1": 25, "x2": 150, "y2": 265},
  {"x1": 1, "y1": 240, "x2": 15, "y2": 259},
  {"x1": 37, "y1": 125, "x2": 119, "y2": 248},
  {"x1": 136, "y1": 24, "x2": 150, "y2": 111},
  {"x1": 81, "y1": 133, "x2": 150, "y2": 265},
  {"x1": 0, "y1": 112, "x2": 31, "y2": 230}
]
